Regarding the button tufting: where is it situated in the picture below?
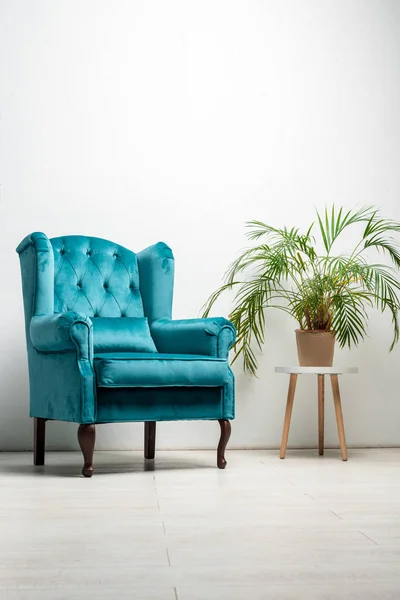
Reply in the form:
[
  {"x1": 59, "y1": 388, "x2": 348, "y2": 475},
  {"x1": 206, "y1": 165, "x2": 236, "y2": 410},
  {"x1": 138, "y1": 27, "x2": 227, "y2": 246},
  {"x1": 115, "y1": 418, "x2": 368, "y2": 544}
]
[{"x1": 51, "y1": 237, "x2": 144, "y2": 318}]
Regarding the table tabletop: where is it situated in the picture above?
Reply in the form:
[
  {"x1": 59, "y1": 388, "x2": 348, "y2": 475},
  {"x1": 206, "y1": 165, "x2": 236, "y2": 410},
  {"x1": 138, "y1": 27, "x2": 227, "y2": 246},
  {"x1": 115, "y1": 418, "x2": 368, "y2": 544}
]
[{"x1": 275, "y1": 366, "x2": 358, "y2": 375}]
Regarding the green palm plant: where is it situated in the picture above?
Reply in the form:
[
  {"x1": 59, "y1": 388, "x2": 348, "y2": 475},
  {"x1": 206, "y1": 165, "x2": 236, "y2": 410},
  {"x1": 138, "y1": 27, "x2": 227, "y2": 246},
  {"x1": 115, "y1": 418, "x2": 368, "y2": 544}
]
[{"x1": 202, "y1": 206, "x2": 400, "y2": 376}]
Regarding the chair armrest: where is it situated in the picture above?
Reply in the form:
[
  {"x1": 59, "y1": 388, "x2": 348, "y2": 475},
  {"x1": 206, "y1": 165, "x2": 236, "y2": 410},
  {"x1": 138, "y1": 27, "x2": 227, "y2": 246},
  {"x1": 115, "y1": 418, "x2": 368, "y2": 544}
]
[
  {"x1": 30, "y1": 312, "x2": 93, "y2": 360},
  {"x1": 151, "y1": 318, "x2": 236, "y2": 359}
]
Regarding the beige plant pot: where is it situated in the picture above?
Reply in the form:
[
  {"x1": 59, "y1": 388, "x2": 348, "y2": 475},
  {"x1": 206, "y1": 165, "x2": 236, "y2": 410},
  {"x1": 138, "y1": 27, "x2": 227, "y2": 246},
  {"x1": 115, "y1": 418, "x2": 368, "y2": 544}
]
[{"x1": 295, "y1": 330, "x2": 335, "y2": 367}]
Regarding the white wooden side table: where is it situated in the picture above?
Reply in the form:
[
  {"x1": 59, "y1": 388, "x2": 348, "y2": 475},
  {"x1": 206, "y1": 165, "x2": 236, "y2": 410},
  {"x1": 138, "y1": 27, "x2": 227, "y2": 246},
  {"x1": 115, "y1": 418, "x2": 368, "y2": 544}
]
[{"x1": 275, "y1": 366, "x2": 358, "y2": 461}]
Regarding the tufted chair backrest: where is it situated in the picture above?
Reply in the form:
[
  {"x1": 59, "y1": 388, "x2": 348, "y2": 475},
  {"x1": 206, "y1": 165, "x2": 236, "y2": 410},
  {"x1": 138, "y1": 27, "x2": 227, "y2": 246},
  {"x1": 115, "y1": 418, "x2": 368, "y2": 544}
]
[{"x1": 51, "y1": 236, "x2": 145, "y2": 318}]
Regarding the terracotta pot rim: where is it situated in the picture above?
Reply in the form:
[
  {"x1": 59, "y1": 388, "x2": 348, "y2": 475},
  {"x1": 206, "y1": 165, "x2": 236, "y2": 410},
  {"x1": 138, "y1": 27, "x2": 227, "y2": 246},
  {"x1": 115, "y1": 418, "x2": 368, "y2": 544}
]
[{"x1": 295, "y1": 329, "x2": 334, "y2": 335}]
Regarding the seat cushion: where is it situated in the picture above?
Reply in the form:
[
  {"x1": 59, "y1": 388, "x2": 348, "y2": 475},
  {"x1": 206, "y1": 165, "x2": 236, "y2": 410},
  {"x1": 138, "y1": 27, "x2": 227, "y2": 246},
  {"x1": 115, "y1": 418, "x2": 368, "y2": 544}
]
[
  {"x1": 92, "y1": 317, "x2": 157, "y2": 353},
  {"x1": 94, "y1": 352, "x2": 229, "y2": 387}
]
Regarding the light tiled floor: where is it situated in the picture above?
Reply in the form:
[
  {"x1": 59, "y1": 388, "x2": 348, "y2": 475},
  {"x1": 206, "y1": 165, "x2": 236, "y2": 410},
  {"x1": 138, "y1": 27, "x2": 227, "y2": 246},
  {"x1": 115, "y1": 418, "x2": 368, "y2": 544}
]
[{"x1": 1, "y1": 449, "x2": 400, "y2": 599}]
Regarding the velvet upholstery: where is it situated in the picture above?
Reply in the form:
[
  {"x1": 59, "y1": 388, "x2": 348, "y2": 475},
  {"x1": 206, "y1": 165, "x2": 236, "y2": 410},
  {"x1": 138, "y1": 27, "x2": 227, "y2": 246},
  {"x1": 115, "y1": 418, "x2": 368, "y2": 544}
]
[
  {"x1": 51, "y1": 235, "x2": 144, "y2": 317},
  {"x1": 151, "y1": 318, "x2": 236, "y2": 358},
  {"x1": 91, "y1": 318, "x2": 157, "y2": 353},
  {"x1": 96, "y1": 384, "x2": 234, "y2": 423},
  {"x1": 94, "y1": 353, "x2": 229, "y2": 387},
  {"x1": 16, "y1": 232, "x2": 236, "y2": 427},
  {"x1": 30, "y1": 312, "x2": 93, "y2": 356}
]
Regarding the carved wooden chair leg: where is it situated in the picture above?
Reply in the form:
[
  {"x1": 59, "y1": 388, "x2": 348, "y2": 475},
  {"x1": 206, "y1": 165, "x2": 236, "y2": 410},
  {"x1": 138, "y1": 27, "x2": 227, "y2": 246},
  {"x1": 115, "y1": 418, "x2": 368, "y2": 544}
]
[
  {"x1": 217, "y1": 419, "x2": 231, "y2": 469},
  {"x1": 144, "y1": 421, "x2": 156, "y2": 459},
  {"x1": 78, "y1": 424, "x2": 96, "y2": 477},
  {"x1": 33, "y1": 418, "x2": 46, "y2": 466}
]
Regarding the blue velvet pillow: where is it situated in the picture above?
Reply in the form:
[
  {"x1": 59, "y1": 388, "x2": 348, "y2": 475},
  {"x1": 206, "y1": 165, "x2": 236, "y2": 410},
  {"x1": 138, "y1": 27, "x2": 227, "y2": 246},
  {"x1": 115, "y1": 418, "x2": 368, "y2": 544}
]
[{"x1": 92, "y1": 317, "x2": 158, "y2": 353}]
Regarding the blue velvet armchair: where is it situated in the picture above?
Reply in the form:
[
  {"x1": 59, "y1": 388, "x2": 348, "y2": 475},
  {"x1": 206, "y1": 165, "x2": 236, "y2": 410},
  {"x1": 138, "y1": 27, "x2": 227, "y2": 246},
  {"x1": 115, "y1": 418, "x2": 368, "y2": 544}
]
[{"x1": 16, "y1": 233, "x2": 235, "y2": 476}]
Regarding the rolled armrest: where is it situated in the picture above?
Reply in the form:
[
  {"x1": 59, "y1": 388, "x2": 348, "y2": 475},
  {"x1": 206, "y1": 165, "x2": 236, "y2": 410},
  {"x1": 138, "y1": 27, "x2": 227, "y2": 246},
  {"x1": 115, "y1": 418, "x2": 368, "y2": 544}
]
[
  {"x1": 30, "y1": 312, "x2": 93, "y2": 360},
  {"x1": 151, "y1": 318, "x2": 236, "y2": 359}
]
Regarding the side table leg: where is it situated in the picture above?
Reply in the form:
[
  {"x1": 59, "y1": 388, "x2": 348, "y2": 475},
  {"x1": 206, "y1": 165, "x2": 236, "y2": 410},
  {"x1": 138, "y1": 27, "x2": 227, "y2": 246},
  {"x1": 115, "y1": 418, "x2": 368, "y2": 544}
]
[
  {"x1": 318, "y1": 374, "x2": 325, "y2": 455},
  {"x1": 280, "y1": 374, "x2": 297, "y2": 459},
  {"x1": 330, "y1": 374, "x2": 348, "y2": 461}
]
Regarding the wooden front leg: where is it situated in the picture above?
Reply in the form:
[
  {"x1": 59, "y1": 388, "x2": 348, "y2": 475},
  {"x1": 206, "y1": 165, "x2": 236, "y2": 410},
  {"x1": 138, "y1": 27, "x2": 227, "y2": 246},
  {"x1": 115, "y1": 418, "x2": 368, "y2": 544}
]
[
  {"x1": 78, "y1": 424, "x2": 96, "y2": 477},
  {"x1": 217, "y1": 420, "x2": 231, "y2": 469}
]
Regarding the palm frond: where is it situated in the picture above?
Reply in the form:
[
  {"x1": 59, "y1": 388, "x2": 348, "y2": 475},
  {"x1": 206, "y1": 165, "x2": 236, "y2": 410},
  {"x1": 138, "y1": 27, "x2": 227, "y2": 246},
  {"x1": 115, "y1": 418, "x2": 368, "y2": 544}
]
[
  {"x1": 245, "y1": 221, "x2": 277, "y2": 240},
  {"x1": 363, "y1": 235, "x2": 400, "y2": 269},
  {"x1": 228, "y1": 278, "x2": 273, "y2": 376},
  {"x1": 201, "y1": 281, "x2": 242, "y2": 318},
  {"x1": 224, "y1": 245, "x2": 272, "y2": 284},
  {"x1": 360, "y1": 264, "x2": 400, "y2": 349},
  {"x1": 363, "y1": 216, "x2": 400, "y2": 239},
  {"x1": 331, "y1": 292, "x2": 369, "y2": 347},
  {"x1": 317, "y1": 205, "x2": 376, "y2": 253}
]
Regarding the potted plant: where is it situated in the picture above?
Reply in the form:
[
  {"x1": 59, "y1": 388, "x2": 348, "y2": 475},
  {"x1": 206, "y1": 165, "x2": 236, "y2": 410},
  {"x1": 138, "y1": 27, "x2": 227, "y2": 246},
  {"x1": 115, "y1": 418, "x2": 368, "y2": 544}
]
[{"x1": 203, "y1": 206, "x2": 400, "y2": 376}]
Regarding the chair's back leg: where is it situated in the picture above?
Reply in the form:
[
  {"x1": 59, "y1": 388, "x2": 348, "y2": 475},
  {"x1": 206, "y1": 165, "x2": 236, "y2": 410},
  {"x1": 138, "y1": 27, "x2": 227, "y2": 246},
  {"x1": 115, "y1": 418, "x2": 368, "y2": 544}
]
[
  {"x1": 33, "y1": 418, "x2": 46, "y2": 465},
  {"x1": 144, "y1": 422, "x2": 156, "y2": 459}
]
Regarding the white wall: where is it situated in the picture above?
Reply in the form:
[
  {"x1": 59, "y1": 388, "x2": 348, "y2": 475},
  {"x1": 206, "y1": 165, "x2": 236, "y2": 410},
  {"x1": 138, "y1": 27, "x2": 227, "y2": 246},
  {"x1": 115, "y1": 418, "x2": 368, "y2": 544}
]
[{"x1": 1, "y1": 0, "x2": 400, "y2": 451}]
